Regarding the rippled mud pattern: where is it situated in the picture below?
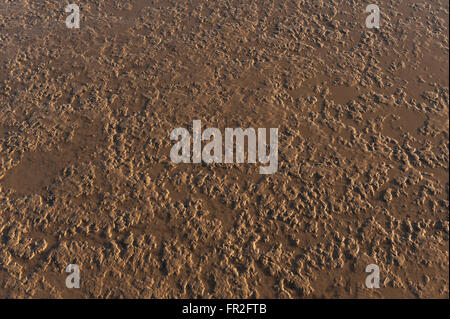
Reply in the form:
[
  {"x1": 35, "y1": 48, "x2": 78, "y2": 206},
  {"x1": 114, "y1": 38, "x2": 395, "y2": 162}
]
[{"x1": 0, "y1": 0, "x2": 448, "y2": 298}]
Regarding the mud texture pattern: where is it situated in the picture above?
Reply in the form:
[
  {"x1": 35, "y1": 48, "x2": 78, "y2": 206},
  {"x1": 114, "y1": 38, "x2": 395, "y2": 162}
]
[{"x1": 0, "y1": 0, "x2": 448, "y2": 298}]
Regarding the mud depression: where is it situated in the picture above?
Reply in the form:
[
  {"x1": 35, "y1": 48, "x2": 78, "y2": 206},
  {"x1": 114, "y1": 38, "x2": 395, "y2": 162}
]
[{"x1": 0, "y1": 0, "x2": 448, "y2": 298}]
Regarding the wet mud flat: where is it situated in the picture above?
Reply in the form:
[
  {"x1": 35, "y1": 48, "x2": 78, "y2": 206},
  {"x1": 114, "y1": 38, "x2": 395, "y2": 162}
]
[{"x1": 0, "y1": 0, "x2": 448, "y2": 298}]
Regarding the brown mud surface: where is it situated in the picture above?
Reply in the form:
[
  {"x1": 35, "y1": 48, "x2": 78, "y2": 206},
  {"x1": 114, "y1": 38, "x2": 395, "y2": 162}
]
[{"x1": 0, "y1": 0, "x2": 448, "y2": 298}]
